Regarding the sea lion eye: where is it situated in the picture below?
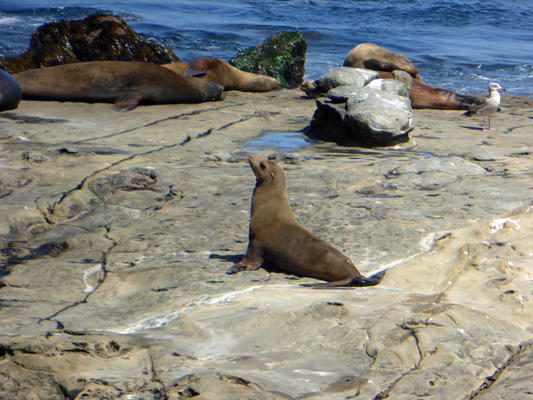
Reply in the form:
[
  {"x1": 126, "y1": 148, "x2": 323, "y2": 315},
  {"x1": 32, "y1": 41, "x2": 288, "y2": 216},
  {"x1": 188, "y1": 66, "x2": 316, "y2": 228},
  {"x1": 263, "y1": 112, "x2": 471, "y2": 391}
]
[{"x1": 259, "y1": 162, "x2": 266, "y2": 170}]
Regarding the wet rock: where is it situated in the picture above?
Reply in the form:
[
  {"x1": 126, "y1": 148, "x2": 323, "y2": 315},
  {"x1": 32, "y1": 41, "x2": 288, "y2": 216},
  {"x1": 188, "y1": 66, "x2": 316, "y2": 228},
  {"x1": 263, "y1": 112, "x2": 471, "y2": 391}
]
[
  {"x1": 229, "y1": 32, "x2": 307, "y2": 88},
  {"x1": 0, "y1": 13, "x2": 179, "y2": 74}
]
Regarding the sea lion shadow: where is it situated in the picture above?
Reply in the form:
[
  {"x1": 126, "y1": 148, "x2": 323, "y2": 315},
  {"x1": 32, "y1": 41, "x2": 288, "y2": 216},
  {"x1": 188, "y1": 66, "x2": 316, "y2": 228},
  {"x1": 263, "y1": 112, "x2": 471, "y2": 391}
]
[{"x1": 209, "y1": 253, "x2": 243, "y2": 264}]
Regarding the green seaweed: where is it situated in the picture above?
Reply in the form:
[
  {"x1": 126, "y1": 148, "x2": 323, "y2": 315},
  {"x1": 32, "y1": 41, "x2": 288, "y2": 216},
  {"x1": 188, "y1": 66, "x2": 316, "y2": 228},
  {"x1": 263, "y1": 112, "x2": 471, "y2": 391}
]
[{"x1": 229, "y1": 32, "x2": 307, "y2": 88}]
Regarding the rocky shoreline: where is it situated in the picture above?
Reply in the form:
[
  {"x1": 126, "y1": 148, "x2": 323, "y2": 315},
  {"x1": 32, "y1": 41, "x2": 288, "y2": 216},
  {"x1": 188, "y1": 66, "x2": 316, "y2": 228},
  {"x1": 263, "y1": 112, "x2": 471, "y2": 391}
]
[{"x1": 1, "y1": 89, "x2": 533, "y2": 399}]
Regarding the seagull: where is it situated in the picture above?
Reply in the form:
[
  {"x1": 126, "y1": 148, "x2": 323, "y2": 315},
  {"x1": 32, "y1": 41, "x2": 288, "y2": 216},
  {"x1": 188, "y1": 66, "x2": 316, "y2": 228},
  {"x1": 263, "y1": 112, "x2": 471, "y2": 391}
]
[{"x1": 462, "y1": 82, "x2": 506, "y2": 131}]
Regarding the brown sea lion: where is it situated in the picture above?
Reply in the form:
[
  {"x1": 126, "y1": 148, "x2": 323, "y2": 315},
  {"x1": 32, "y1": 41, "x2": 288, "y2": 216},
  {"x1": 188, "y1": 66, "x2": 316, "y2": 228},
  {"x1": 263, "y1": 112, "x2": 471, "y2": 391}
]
[
  {"x1": 299, "y1": 72, "x2": 476, "y2": 110},
  {"x1": 14, "y1": 61, "x2": 225, "y2": 111},
  {"x1": 227, "y1": 156, "x2": 385, "y2": 287},
  {"x1": 344, "y1": 43, "x2": 421, "y2": 80},
  {"x1": 0, "y1": 69, "x2": 21, "y2": 111},
  {"x1": 376, "y1": 71, "x2": 477, "y2": 110},
  {"x1": 163, "y1": 57, "x2": 280, "y2": 92}
]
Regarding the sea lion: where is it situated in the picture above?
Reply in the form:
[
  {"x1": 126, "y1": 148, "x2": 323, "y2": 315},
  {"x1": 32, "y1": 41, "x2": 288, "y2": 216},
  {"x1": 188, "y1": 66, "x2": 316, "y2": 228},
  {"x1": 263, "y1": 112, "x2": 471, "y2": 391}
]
[
  {"x1": 344, "y1": 43, "x2": 421, "y2": 80},
  {"x1": 14, "y1": 61, "x2": 225, "y2": 111},
  {"x1": 376, "y1": 71, "x2": 477, "y2": 110},
  {"x1": 462, "y1": 82, "x2": 505, "y2": 131},
  {"x1": 299, "y1": 71, "x2": 477, "y2": 110},
  {"x1": 0, "y1": 69, "x2": 22, "y2": 111},
  {"x1": 163, "y1": 57, "x2": 280, "y2": 92},
  {"x1": 227, "y1": 156, "x2": 385, "y2": 287}
]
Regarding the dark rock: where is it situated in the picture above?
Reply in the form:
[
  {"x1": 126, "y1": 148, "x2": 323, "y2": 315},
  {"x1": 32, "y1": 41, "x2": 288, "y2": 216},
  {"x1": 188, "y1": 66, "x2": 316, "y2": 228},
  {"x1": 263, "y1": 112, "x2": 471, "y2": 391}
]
[
  {"x1": 0, "y1": 69, "x2": 21, "y2": 111},
  {"x1": 229, "y1": 32, "x2": 306, "y2": 88},
  {"x1": 308, "y1": 100, "x2": 352, "y2": 144},
  {"x1": 0, "y1": 13, "x2": 180, "y2": 75}
]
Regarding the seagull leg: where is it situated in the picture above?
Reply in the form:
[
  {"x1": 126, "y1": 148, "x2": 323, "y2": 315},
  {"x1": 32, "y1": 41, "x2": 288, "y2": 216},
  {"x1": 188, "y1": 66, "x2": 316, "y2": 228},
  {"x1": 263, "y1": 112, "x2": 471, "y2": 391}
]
[
  {"x1": 482, "y1": 117, "x2": 488, "y2": 132},
  {"x1": 487, "y1": 117, "x2": 498, "y2": 131}
]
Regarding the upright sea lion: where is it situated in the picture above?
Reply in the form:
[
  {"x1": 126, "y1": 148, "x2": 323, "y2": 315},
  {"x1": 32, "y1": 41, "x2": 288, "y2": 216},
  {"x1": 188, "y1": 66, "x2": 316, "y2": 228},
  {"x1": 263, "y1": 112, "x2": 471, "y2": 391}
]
[
  {"x1": 227, "y1": 156, "x2": 385, "y2": 287},
  {"x1": 344, "y1": 43, "x2": 421, "y2": 80},
  {"x1": 163, "y1": 57, "x2": 280, "y2": 92},
  {"x1": 0, "y1": 69, "x2": 21, "y2": 111},
  {"x1": 14, "y1": 61, "x2": 225, "y2": 111}
]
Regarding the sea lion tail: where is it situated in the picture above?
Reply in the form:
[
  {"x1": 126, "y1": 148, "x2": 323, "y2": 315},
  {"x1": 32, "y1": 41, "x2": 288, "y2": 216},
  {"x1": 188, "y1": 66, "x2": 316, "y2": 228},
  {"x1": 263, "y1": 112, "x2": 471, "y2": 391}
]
[{"x1": 348, "y1": 270, "x2": 386, "y2": 287}]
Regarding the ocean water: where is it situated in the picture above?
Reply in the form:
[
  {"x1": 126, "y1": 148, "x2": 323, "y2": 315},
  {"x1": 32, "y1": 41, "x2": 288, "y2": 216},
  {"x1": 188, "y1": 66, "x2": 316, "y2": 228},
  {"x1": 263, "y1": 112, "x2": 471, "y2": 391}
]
[{"x1": 1, "y1": 0, "x2": 532, "y2": 96}]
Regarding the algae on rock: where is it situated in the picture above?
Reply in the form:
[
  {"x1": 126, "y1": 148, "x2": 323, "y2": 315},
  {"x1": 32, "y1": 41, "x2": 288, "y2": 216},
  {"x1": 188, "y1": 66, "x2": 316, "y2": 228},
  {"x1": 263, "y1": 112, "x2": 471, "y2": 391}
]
[{"x1": 229, "y1": 32, "x2": 306, "y2": 89}]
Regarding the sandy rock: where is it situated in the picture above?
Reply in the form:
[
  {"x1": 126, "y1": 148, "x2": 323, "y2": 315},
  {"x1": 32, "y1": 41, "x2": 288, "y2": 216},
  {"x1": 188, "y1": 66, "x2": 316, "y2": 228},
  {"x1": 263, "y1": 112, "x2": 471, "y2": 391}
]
[{"x1": 0, "y1": 89, "x2": 532, "y2": 399}]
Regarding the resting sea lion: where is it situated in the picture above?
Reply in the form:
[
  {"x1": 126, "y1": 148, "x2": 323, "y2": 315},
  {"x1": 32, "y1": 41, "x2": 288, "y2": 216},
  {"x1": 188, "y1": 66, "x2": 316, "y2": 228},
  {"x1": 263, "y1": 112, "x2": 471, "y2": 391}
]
[
  {"x1": 227, "y1": 156, "x2": 385, "y2": 287},
  {"x1": 299, "y1": 72, "x2": 476, "y2": 110},
  {"x1": 163, "y1": 57, "x2": 280, "y2": 92},
  {"x1": 14, "y1": 61, "x2": 225, "y2": 111},
  {"x1": 344, "y1": 43, "x2": 421, "y2": 80},
  {"x1": 376, "y1": 71, "x2": 476, "y2": 110},
  {"x1": 0, "y1": 69, "x2": 22, "y2": 111}
]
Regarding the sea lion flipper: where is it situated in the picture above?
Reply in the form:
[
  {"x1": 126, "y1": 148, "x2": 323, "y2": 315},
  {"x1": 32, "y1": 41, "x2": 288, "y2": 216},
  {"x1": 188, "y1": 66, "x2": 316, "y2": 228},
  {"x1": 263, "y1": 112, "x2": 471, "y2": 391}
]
[
  {"x1": 183, "y1": 58, "x2": 209, "y2": 78},
  {"x1": 113, "y1": 91, "x2": 144, "y2": 112},
  {"x1": 226, "y1": 257, "x2": 263, "y2": 274}
]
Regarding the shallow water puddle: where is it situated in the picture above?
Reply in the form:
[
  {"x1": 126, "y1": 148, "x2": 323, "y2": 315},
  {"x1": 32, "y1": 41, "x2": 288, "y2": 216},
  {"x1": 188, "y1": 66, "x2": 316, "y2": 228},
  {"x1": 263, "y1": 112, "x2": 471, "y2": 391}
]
[{"x1": 242, "y1": 132, "x2": 315, "y2": 152}]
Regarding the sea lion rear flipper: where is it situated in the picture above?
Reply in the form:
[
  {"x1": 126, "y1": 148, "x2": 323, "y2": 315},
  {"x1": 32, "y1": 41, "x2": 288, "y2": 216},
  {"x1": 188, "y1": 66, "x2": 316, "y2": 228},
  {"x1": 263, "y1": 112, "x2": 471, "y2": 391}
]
[
  {"x1": 300, "y1": 270, "x2": 386, "y2": 288},
  {"x1": 183, "y1": 58, "x2": 210, "y2": 78},
  {"x1": 113, "y1": 91, "x2": 144, "y2": 112}
]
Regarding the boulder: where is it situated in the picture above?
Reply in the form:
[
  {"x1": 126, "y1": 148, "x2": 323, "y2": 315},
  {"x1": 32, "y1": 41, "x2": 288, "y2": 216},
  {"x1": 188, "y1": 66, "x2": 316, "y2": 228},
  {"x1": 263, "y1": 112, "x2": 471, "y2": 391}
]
[
  {"x1": 229, "y1": 32, "x2": 307, "y2": 88},
  {"x1": 345, "y1": 88, "x2": 415, "y2": 144},
  {"x1": 0, "y1": 13, "x2": 180, "y2": 75}
]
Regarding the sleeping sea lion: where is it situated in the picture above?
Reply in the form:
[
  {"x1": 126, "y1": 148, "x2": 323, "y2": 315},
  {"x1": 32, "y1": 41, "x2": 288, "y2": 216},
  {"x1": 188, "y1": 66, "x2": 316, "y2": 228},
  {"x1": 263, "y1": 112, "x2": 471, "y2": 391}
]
[
  {"x1": 376, "y1": 71, "x2": 477, "y2": 110},
  {"x1": 299, "y1": 71, "x2": 476, "y2": 110},
  {"x1": 344, "y1": 43, "x2": 421, "y2": 80},
  {"x1": 163, "y1": 57, "x2": 280, "y2": 92},
  {"x1": 14, "y1": 61, "x2": 225, "y2": 111},
  {"x1": 0, "y1": 69, "x2": 22, "y2": 111},
  {"x1": 227, "y1": 156, "x2": 385, "y2": 287}
]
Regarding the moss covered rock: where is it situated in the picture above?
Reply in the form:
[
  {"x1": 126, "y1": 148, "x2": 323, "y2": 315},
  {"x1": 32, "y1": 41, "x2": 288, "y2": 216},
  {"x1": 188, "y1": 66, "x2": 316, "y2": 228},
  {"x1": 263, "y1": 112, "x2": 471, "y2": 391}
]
[
  {"x1": 0, "y1": 13, "x2": 179, "y2": 75},
  {"x1": 229, "y1": 32, "x2": 306, "y2": 89}
]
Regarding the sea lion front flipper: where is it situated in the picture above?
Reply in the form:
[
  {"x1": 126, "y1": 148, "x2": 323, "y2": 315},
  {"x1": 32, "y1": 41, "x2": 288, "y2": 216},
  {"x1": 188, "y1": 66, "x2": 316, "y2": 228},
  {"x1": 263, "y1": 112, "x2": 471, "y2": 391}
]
[
  {"x1": 113, "y1": 91, "x2": 144, "y2": 112},
  {"x1": 226, "y1": 258, "x2": 263, "y2": 274},
  {"x1": 183, "y1": 58, "x2": 210, "y2": 78}
]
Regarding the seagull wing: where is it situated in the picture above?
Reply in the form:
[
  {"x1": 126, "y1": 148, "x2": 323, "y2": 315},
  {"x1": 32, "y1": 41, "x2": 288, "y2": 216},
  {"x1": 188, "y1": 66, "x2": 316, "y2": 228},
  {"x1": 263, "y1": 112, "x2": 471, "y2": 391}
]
[{"x1": 467, "y1": 96, "x2": 489, "y2": 115}]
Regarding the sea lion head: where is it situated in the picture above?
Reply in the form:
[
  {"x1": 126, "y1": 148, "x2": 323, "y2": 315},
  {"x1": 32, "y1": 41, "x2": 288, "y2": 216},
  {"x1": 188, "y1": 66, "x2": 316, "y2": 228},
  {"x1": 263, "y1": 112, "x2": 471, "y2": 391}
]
[{"x1": 249, "y1": 156, "x2": 286, "y2": 189}]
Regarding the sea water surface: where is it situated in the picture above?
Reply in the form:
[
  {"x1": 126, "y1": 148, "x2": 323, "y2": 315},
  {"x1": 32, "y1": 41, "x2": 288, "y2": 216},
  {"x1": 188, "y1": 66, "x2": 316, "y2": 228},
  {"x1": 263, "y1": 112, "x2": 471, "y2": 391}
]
[{"x1": 0, "y1": 0, "x2": 532, "y2": 96}]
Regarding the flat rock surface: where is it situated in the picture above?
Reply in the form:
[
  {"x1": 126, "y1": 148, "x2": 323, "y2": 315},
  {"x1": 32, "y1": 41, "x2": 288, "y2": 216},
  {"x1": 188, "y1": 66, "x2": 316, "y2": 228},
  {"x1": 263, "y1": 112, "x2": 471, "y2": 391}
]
[{"x1": 1, "y1": 90, "x2": 533, "y2": 399}]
